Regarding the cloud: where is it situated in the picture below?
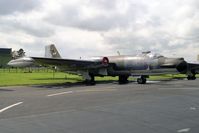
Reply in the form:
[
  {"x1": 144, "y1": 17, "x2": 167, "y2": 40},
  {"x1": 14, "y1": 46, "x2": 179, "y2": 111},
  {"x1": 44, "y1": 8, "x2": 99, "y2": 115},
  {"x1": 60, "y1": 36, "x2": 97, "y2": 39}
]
[
  {"x1": 0, "y1": 3, "x2": 55, "y2": 38},
  {"x1": 1, "y1": 19, "x2": 54, "y2": 38},
  {"x1": 0, "y1": 0, "x2": 40, "y2": 15},
  {"x1": 45, "y1": 0, "x2": 147, "y2": 31},
  {"x1": 0, "y1": 0, "x2": 199, "y2": 61},
  {"x1": 0, "y1": 0, "x2": 54, "y2": 38},
  {"x1": 98, "y1": 0, "x2": 199, "y2": 58}
]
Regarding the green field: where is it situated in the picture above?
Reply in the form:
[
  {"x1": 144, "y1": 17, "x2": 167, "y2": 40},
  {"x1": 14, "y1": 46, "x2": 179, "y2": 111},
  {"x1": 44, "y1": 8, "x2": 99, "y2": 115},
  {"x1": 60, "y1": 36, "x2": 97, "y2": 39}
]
[
  {"x1": 0, "y1": 68, "x2": 82, "y2": 86},
  {"x1": 0, "y1": 68, "x2": 193, "y2": 86}
]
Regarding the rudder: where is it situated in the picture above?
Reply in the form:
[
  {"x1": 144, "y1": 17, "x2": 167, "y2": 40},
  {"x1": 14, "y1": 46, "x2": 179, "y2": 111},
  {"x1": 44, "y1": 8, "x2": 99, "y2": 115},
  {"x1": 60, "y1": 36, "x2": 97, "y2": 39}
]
[{"x1": 45, "y1": 44, "x2": 61, "y2": 58}]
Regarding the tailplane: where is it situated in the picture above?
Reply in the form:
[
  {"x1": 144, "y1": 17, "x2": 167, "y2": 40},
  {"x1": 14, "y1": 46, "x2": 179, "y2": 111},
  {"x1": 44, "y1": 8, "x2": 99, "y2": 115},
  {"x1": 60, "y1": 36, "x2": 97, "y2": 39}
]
[{"x1": 45, "y1": 44, "x2": 61, "y2": 58}]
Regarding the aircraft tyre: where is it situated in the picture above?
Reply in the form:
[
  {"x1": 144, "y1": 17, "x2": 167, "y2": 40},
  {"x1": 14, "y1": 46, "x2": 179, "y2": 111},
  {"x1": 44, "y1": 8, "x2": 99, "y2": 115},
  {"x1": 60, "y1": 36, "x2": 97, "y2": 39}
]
[
  {"x1": 137, "y1": 77, "x2": 147, "y2": 84},
  {"x1": 187, "y1": 75, "x2": 196, "y2": 80},
  {"x1": 85, "y1": 75, "x2": 96, "y2": 85},
  {"x1": 119, "y1": 75, "x2": 129, "y2": 84},
  {"x1": 85, "y1": 80, "x2": 96, "y2": 85}
]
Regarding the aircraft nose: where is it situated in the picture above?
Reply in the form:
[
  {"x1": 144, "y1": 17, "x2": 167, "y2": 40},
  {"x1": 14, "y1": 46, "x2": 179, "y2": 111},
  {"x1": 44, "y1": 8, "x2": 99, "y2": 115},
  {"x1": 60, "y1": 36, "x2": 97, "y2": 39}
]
[
  {"x1": 161, "y1": 58, "x2": 185, "y2": 68},
  {"x1": 174, "y1": 58, "x2": 185, "y2": 66},
  {"x1": 166, "y1": 58, "x2": 184, "y2": 65}
]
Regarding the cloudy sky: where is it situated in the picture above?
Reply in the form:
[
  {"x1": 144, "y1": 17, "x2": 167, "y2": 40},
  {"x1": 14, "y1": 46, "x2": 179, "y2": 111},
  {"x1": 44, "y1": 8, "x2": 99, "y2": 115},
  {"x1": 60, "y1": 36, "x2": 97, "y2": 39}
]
[{"x1": 0, "y1": 0, "x2": 199, "y2": 60}]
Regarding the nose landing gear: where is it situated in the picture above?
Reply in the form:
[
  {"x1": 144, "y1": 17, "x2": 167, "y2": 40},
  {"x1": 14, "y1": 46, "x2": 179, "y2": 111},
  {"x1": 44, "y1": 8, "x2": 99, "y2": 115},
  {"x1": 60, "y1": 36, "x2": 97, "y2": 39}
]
[
  {"x1": 118, "y1": 75, "x2": 129, "y2": 84},
  {"x1": 84, "y1": 74, "x2": 96, "y2": 85},
  {"x1": 187, "y1": 71, "x2": 196, "y2": 80}
]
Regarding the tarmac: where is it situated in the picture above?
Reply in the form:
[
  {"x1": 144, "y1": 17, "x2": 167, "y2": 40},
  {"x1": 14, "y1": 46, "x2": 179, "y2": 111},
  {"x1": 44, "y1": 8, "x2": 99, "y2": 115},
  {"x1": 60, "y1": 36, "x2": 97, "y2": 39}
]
[{"x1": 0, "y1": 79, "x2": 199, "y2": 133}]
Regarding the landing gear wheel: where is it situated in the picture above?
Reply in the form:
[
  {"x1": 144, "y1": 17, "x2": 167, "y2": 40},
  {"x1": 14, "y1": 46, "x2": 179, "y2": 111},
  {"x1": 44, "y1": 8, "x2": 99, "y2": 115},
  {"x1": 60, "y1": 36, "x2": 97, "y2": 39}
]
[
  {"x1": 187, "y1": 75, "x2": 196, "y2": 80},
  {"x1": 137, "y1": 77, "x2": 147, "y2": 84},
  {"x1": 119, "y1": 75, "x2": 129, "y2": 84},
  {"x1": 85, "y1": 74, "x2": 96, "y2": 85}
]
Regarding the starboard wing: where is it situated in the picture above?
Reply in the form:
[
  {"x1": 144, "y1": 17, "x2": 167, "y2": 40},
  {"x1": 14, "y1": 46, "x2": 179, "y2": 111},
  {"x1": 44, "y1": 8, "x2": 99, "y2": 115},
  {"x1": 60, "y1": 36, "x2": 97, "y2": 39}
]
[{"x1": 31, "y1": 57, "x2": 109, "y2": 71}]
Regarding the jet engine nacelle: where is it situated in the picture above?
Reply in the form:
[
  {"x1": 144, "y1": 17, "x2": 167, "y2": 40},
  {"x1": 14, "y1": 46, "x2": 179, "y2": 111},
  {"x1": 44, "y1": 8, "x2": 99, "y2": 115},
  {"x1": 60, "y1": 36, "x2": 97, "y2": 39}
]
[{"x1": 176, "y1": 60, "x2": 188, "y2": 73}]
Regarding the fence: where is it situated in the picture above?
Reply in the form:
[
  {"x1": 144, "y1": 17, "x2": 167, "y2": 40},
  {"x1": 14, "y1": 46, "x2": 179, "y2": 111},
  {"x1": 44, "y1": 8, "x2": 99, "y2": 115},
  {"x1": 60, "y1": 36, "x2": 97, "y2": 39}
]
[{"x1": 0, "y1": 67, "x2": 55, "y2": 73}]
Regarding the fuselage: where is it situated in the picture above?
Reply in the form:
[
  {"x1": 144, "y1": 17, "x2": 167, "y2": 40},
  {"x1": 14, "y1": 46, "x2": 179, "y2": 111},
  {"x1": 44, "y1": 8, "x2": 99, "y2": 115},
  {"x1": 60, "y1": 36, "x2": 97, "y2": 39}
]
[{"x1": 90, "y1": 52, "x2": 186, "y2": 76}]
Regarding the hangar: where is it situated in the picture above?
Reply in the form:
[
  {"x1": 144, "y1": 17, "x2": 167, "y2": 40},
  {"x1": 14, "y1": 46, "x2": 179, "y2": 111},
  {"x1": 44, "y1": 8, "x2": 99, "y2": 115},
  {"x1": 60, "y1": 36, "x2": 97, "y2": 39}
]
[{"x1": 0, "y1": 48, "x2": 12, "y2": 68}]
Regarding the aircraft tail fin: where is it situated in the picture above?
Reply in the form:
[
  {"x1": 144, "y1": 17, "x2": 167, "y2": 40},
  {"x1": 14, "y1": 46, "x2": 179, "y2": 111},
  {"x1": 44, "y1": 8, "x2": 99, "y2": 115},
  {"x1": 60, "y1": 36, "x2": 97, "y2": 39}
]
[{"x1": 45, "y1": 44, "x2": 61, "y2": 59}]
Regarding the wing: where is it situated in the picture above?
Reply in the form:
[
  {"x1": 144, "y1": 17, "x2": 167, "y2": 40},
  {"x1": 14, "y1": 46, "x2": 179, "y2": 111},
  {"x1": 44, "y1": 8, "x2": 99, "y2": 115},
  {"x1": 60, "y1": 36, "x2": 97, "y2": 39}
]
[{"x1": 31, "y1": 57, "x2": 107, "y2": 71}]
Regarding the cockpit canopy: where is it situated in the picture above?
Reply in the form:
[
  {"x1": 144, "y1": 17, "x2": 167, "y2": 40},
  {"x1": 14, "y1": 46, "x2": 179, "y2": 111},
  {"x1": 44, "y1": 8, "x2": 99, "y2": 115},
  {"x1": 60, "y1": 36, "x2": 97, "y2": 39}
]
[
  {"x1": 141, "y1": 51, "x2": 164, "y2": 59},
  {"x1": 147, "y1": 53, "x2": 164, "y2": 58}
]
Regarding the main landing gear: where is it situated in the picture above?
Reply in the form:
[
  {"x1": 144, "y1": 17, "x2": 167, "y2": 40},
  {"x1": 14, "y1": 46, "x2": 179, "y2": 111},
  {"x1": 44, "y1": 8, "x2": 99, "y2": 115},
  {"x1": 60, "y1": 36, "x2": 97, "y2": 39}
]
[
  {"x1": 85, "y1": 74, "x2": 96, "y2": 85},
  {"x1": 187, "y1": 75, "x2": 196, "y2": 80},
  {"x1": 137, "y1": 76, "x2": 147, "y2": 84},
  {"x1": 187, "y1": 71, "x2": 196, "y2": 80},
  {"x1": 118, "y1": 75, "x2": 147, "y2": 84},
  {"x1": 118, "y1": 75, "x2": 129, "y2": 84}
]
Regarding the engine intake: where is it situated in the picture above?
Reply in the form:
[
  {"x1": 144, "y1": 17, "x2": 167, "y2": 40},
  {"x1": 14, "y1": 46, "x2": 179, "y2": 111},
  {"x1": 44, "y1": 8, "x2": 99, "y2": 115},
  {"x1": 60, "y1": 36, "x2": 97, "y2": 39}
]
[{"x1": 176, "y1": 61, "x2": 187, "y2": 73}]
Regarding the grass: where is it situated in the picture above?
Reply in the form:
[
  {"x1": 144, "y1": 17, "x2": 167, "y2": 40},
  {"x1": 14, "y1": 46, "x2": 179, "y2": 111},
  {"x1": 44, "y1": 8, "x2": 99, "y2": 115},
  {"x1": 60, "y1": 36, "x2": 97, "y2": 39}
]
[
  {"x1": 149, "y1": 74, "x2": 187, "y2": 80},
  {"x1": 0, "y1": 68, "x2": 196, "y2": 86},
  {"x1": 0, "y1": 68, "x2": 119, "y2": 86},
  {"x1": 0, "y1": 68, "x2": 82, "y2": 86}
]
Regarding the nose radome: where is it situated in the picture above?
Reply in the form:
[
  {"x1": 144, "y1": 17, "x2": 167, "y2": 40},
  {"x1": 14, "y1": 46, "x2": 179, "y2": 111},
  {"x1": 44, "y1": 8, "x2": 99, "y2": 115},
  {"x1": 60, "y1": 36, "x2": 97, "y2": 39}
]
[{"x1": 165, "y1": 58, "x2": 184, "y2": 66}]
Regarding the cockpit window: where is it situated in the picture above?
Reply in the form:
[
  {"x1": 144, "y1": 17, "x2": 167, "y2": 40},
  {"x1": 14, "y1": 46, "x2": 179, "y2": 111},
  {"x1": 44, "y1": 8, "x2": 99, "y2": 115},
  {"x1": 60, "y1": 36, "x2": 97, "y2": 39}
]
[
  {"x1": 154, "y1": 53, "x2": 164, "y2": 58},
  {"x1": 147, "y1": 53, "x2": 164, "y2": 58}
]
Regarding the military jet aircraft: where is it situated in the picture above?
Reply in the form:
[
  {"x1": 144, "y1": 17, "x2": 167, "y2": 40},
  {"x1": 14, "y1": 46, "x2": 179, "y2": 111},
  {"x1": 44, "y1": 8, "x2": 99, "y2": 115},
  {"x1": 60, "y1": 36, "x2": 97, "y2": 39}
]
[{"x1": 25, "y1": 45, "x2": 199, "y2": 85}]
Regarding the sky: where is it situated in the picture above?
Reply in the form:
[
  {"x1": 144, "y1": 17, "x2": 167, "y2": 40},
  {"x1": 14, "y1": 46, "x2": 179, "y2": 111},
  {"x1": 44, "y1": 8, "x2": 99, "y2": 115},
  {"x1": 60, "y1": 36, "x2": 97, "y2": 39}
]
[{"x1": 0, "y1": 0, "x2": 199, "y2": 60}]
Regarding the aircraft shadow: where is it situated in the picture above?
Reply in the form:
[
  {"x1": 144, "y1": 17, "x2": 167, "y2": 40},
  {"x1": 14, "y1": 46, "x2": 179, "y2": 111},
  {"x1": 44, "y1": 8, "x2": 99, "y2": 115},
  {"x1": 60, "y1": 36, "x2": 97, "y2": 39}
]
[
  {"x1": 0, "y1": 89, "x2": 14, "y2": 92},
  {"x1": 32, "y1": 77, "x2": 82, "y2": 81},
  {"x1": 32, "y1": 80, "x2": 119, "y2": 89},
  {"x1": 32, "y1": 77, "x2": 187, "y2": 89}
]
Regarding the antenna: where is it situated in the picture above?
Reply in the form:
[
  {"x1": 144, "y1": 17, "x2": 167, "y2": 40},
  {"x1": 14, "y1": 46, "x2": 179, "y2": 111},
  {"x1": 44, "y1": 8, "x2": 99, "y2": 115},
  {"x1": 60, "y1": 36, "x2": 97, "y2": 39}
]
[
  {"x1": 117, "y1": 51, "x2": 120, "y2": 56},
  {"x1": 142, "y1": 51, "x2": 151, "y2": 54}
]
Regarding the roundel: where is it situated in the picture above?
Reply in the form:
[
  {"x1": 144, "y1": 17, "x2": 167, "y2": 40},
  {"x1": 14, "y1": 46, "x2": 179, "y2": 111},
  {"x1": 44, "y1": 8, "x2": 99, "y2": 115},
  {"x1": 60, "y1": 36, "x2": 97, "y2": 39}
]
[{"x1": 102, "y1": 57, "x2": 109, "y2": 65}]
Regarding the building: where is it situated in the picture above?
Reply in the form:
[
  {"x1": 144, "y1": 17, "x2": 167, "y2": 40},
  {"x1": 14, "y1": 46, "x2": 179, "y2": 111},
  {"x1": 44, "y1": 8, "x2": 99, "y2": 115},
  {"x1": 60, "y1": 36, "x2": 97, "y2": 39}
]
[{"x1": 0, "y1": 48, "x2": 12, "y2": 68}]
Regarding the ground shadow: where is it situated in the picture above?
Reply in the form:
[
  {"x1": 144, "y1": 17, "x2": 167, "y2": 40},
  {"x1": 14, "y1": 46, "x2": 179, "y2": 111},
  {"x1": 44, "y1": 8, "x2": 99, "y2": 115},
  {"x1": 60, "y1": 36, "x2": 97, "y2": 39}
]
[
  {"x1": 0, "y1": 89, "x2": 14, "y2": 91},
  {"x1": 32, "y1": 77, "x2": 82, "y2": 81},
  {"x1": 31, "y1": 77, "x2": 188, "y2": 89},
  {"x1": 32, "y1": 80, "x2": 119, "y2": 90}
]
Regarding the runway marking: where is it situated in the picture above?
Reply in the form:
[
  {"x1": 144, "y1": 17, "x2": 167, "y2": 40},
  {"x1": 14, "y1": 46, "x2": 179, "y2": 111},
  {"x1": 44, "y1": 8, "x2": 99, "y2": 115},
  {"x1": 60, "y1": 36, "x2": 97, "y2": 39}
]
[
  {"x1": 47, "y1": 89, "x2": 117, "y2": 97},
  {"x1": 47, "y1": 91, "x2": 74, "y2": 97},
  {"x1": 76, "y1": 89, "x2": 117, "y2": 93},
  {"x1": 177, "y1": 128, "x2": 190, "y2": 133},
  {"x1": 147, "y1": 81, "x2": 161, "y2": 83},
  {"x1": 0, "y1": 102, "x2": 23, "y2": 113}
]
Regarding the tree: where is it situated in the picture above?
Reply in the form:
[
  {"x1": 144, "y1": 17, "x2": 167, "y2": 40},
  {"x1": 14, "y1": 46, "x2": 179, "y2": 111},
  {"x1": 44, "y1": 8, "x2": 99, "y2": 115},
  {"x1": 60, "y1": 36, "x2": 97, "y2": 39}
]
[
  {"x1": 18, "y1": 48, "x2": 25, "y2": 57},
  {"x1": 11, "y1": 49, "x2": 26, "y2": 59}
]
